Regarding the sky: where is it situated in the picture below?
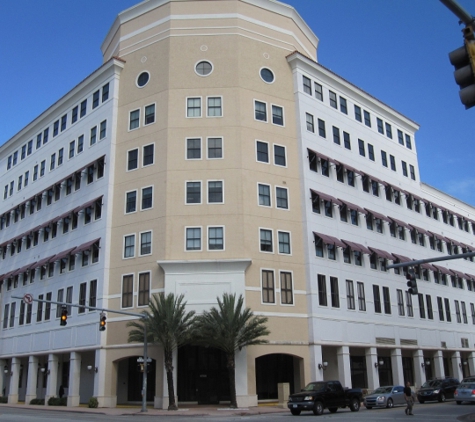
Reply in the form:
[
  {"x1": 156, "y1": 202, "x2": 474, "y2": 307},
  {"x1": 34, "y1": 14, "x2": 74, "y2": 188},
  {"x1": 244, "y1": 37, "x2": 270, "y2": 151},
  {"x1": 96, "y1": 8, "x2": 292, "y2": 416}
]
[{"x1": 1, "y1": 0, "x2": 474, "y2": 205}]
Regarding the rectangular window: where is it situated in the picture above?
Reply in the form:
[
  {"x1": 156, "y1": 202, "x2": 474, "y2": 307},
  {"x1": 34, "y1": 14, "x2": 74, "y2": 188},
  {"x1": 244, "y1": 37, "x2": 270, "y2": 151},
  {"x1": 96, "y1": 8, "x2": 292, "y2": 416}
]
[
  {"x1": 405, "y1": 134, "x2": 412, "y2": 149},
  {"x1": 455, "y1": 300, "x2": 461, "y2": 323},
  {"x1": 260, "y1": 229, "x2": 273, "y2": 252},
  {"x1": 89, "y1": 279, "x2": 97, "y2": 309},
  {"x1": 318, "y1": 119, "x2": 326, "y2": 138},
  {"x1": 102, "y1": 83, "x2": 109, "y2": 102},
  {"x1": 140, "y1": 231, "x2": 152, "y2": 255},
  {"x1": 385, "y1": 122, "x2": 392, "y2": 138},
  {"x1": 377, "y1": 118, "x2": 384, "y2": 134},
  {"x1": 66, "y1": 287, "x2": 73, "y2": 315},
  {"x1": 438, "y1": 297, "x2": 445, "y2": 321},
  {"x1": 50, "y1": 153, "x2": 56, "y2": 170},
  {"x1": 368, "y1": 144, "x2": 375, "y2": 161},
  {"x1": 329, "y1": 91, "x2": 337, "y2": 109},
  {"x1": 383, "y1": 286, "x2": 391, "y2": 314},
  {"x1": 122, "y1": 275, "x2": 133, "y2": 308},
  {"x1": 58, "y1": 148, "x2": 64, "y2": 166},
  {"x1": 142, "y1": 186, "x2": 153, "y2": 209},
  {"x1": 278, "y1": 231, "x2": 291, "y2": 254},
  {"x1": 340, "y1": 97, "x2": 348, "y2": 114},
  {"x1": 92, "y1": 90, "x2": 100, "y2": 109},
  {"x1": 208, "y1": 181, "x2": 223, "y2": 203},
  {"x1": 186, "y1": 181, "x2": 201, "y2": 204},
  {"x1": 343, "y1": 132, "x2": 351, "y2": 150},
  {"x1": 358, "y1": 139, "x2": 365, "y2": 157},
  {"x1": 77, "y1": 135, "x2": 84, "y2": 153},
  {"x1": 445, "y1": 298, "x2": 452, "y2": 322},
  {"x1": 208, "y1": 226, "x2": 224, "y2": 250},
  {"x1": 303, "y1": 76, "x2": 311, "y2": 94},
  {"x1": 330, "y1": 277, "x2": 340, "y2": 308},
  {"x1": 90, "y1": 126, "x2": 97, "y2": 145},
  {"x1": 262, "y1": 270, "x2": 275, "y2": 303},
  {"x1": 145, "y1": 104, "x2": 155, "y2": 124},
  {"x1": 364, "y1": 110, "x2": 371, "y2": 127},
  {"x1": 276, "y1": 187, "x2": 288, "y2": 209},
  {"x1": 427, "y1": 295, "x2": 434, "y2": 320},
  {"x1": 69, "y1": 140, "x2": 75, "y2": 158},
  {"x1": 471, "y1": 303, "x2": 475, "y2": 324},
  {"x1": 72, "y1": 106, "x2": 78, "y2": 124},
  {"x1": 187, "y1": 97, "x2": 201, "y2": 117},
  {"x1": 3, "y1": 304, "x2": 9, "y2": 329},
  {"x1": 100, "y1": 120, "x2": 107, "y2": 139},
  {"x1": 78, "y1": 283, "x2": 87, "y2": 314},
  {"x1": 186, "y1": 227, "x2": 201, "y2": 251},
  {"x1": 256, "y1": 141, "x2": 268, "y2": 163},
  {"x1": 281, "y1": 272, "x2": 293, "y2": 305},
  {"x1": 314, "y1": 82, "x2": 323, "y2": 101},
  {"x1": 143, "y1": 144, "x2": 154, "y2": 166},
  {"x1": 255, "y1": 101, "x2": 267, "y2": 121},
  {"x1": 129, "y1": 109, "x2": 140, "y2": 129},
  {"x1": 138, "y1": 273, "x2": 150, "y2": 306},
  {"x1": 306, "y1": 113, "x2": 314, "y2": 132},
  {"x1": 80, "y1": 99, "x2": 87, "y2": 117},
  {"x1": 53, "y1": 120, "x2": 59, "y2": 137},
  {"x1": 390, "y1": 155, "x2": 396, "y2": 171},
  {"x1": 258, "y1": 184, "x2": 271, "y2": 206},
  {"x1": 373, "y1": 285, "x2": 381, "y2": 313},
  {"x1": 410, "y1": 165, "x2": 416, "y2": 180},
  {"x1": 207, "y1": 97, "x2": 222, "y2": 117},
  {"x1": 128, "y1": 149, "x2": 138, "y2": 170},
  {"x1": 402, "y1": 161, "x2": 408, "y2": 177},
  {"x1": 9, "y1": 302, "x2": 16, "y2": 328},
  {"x1": 346, "y1": 280, "x2": 355, "y2": 310},
  {"x1": 381, "y1": 150, "x2": 388, "y2": 167},
  {"x1": 207, "y1": 137, "x2": 222, "y2": 159},
  {"x1": 332, "y1": 126, "x2": 340, "y2": 145},
  {"x1": 186, "y1": 138, "x2": 201, "y2": 159},
  {"x1": 274, "y1": 145, "x2": 286, "y2": 166},
  {"x1": 354, "y1": 105, "x2": 362, "y2": 122},
  {"x1": 124, "y1": 235, "x2": 135, "y2": 258},
  {"x1": 318, "y1": 274, "x2": 327, "y2": 306},
  {"x1": 397, "y1": 289, "x2": 405, "y2": 316}
]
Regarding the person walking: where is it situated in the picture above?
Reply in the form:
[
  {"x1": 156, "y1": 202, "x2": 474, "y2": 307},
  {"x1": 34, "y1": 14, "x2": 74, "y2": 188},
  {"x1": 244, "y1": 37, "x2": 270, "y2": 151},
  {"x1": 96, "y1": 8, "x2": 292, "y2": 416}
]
[{"x1": 404, "y1": 381, "x2": 414, "y2": 416}]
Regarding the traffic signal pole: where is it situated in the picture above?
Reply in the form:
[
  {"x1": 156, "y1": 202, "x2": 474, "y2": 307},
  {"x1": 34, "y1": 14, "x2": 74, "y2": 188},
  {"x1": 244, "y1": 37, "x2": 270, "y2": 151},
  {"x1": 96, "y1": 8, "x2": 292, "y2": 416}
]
[
  {"x1": 11, "y1": 295, "x2": 150, "y2": 413},
  {"x1": 386, "y1": 250, "x2": 475, "y2": 269},
  {"x1": 440, "y1": 0, "x2": 474, "y2": 28}
]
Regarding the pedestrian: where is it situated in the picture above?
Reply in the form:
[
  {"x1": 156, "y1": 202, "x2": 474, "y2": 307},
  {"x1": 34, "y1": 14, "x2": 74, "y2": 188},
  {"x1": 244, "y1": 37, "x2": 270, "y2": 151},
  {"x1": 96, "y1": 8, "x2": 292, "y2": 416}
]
[{"x1": 404, "y1": 381, "x2": 414, "y2": 416}]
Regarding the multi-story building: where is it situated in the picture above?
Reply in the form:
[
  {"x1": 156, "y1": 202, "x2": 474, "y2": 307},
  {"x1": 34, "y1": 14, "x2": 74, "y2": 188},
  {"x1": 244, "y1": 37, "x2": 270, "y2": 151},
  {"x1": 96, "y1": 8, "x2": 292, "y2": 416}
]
[{"x1": 1, "y1": 0, "x2": 474, "y2": 409}]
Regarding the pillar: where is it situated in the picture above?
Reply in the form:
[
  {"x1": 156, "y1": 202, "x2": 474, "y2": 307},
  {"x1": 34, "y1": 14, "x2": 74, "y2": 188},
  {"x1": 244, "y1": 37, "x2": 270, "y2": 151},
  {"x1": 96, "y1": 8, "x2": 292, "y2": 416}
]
[
  {"x1": 45, "y1": 354, "x2": 59, "y2": 403},
  {"x1": 67, "y1": 352, "x2": 81, "y2": 407},
  {"x1": 413, "y1": 350, "x2": 425, "y2": 389},
  {"x1": 310, "y1": 344, "x2": 324, "y2": 382},
  {"x1": 25, "y1": 356, "x2": 39, "y2": 404},
  {"x1": 433, "y1": 350, "x2": 445, "y2": 378},
  {"x1": 391, "y1": 348, "x2": 404, "y2": 386},
  {"x1": 337, "y1": 346, "x2": 352, "y2": 389},
  {"x1": 0, "y1": 359, "x2": 6, "y2": 398},
  {"x1": 451, "y1": 351, "x2": 463, "y2": 381},
  {"x1": 467, "y1": 351, "x2": 475, "y2": 377},
  {"x1": 8, "y1": 357, "x2": 21, "y2": 404},
  {"x1": 365, "y1": 347, "x2": 378, "y2": 391}
]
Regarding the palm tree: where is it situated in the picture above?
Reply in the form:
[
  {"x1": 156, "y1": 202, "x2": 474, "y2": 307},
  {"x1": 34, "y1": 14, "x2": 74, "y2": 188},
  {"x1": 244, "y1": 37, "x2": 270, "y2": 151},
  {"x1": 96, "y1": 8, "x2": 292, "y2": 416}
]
[
  {"x1": 194, "y1": 293, "x2": 269, "y2": 408},
  {"x1": 127, "y1": 293, "x2": 195, "y2": 410}
]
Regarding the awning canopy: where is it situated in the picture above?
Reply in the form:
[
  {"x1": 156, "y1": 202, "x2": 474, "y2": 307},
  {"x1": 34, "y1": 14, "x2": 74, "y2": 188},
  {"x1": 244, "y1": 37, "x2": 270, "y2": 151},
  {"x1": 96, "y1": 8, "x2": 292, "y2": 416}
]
[
  {"x1": 74, "y1": 238, "x2": 101, "y2": 255},
  {"x1": 368, "y1": 247, "x2": 394, "y2": 261},
  {"x1": 310, "y1": 189, "x2": 342, "y2": 206},
  {"x1": 409, "y1": 224, "x2": 430, "y2": 235},
  {"x1": 432, "y1": 264, "x2": 452, "y2": 275},
  {"x1": 365, "y1": 208, "x2": 392, "y2": 223},
  {"x1": 54, "y1": 247, "x2": 77, "y2": 262},
  {"x1": 391, "y1": 253, "x2": 413, "y2": 263},
  {"x1": 313, "y1": 232, "x2": 346, "y2": 248},
  {"x1": 338, "y1": 199, "x2": 367, "y2": 215},
  {"x1": 389, "y1": 217, "x2": 411, "y2": 230},
  {"x1": 450, "y1": 269, "x2": 466, "y2": 279},
  {"x1": 342, "y1": 240, "x2": 371, "y2": 254}
]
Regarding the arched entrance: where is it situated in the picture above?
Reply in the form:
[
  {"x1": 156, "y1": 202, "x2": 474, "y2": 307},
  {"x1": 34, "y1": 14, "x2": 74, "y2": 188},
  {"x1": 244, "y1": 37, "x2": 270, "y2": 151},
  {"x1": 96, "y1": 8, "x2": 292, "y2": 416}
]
[
  {"x1": 177, "y1": 345, "x2": 229, "y2": 404},
  {"x1": 256, "y1": 354, "x2": 300, "y2": 399},
  {"x1": 116, "y1": 356, "x2": 156, "y2": 404}
]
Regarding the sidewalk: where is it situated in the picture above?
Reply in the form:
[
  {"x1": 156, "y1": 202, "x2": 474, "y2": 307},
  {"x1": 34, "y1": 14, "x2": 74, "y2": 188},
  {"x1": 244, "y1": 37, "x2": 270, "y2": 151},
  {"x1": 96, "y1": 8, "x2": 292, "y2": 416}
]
[{"x1": 0, "y1": 402, "x2": 290, "y2": 417}]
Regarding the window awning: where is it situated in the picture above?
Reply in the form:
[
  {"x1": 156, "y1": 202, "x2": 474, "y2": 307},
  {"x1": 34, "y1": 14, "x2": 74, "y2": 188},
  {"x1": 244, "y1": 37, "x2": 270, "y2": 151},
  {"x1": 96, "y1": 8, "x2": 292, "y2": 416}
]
[
  {"x1": 432, "y1": 264, "x2": 452, "y2": 275},
  {"x1": 391, "y1": 253, "x2": 413, "y2": 263},
  {"x1": 34, "y1": 255, "x2": 57, "y2": 269},
  {"x1": 54, "y1": 247, "x2": 77, "y2": 262},
  {"x1": 0, "y1": 271, "x2": 15, "y2": 281},
  {"x1": 368, "y1": 247, "x2": 394, "y2": 260},
  {"x1": 52, "y1": 210, "x2": 72, "y2": 223},
  {"x1": 450, "y1": 269, "x2": 466, "y2": 279},
  {"x1": 342, "y1": 240, "x2": 371, "y2": 254},
  {"x1": 310, "y1": 189, "x2": 342, "y2": 206},
  {"x1": 313, "y1": 232, "x2": 346, "y2": 248},
  {"x1": 338, "y1": 199, "x2": 367, "y2": 215},
  {"x1": 389, "y1": 217, "x2": 411, "y2": 230},
  {"x1": 307, "y1": 148, "x2": 338, "y2": 165},
  {"x1": 364, "y1": 208, "x2": 392, "y2": 223},
  {"x1": 11, "y1": 262, "x2": 37, "y2": 277},
  {"x1": 340, "y1": 163, "x2": 364, "y2": 176},
  {"x1": 444, "y1": 237, "x2": 464, "y2": 247},
  {"x1": 369, "y1": 175, "x2": 386, "y2": 186},
  {"x1": 73, "y1": 196, "x2": 103, "y2": 214},
  {"x1": 74, "y1": 238, "x2": 101, "y2": 255},
  {"x1": 428, "y1": 231, "x2": 444, "y2": 241},
  {"x1": 409, "y1": 224, "x2": 430, "y2": 235},
  {"x1": 465, "y1": 273, "x2": 475, "y2": 281},
  {"x1": 420, "y1": 263, "x2": 438, "y2": 272}
]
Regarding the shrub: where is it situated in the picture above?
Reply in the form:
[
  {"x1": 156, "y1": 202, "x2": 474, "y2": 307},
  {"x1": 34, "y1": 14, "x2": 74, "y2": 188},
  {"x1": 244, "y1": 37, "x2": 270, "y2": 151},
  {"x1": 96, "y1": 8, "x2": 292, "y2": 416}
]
[
  {"x1": 88, "y1": 397, "x2": 98, "y2": 408},
  {"x1": 47, "y1": 397, "x2": 66, "y2": 406},
  {"x1": 29, "y1": 398, "x2": 45, "y2": 405},
  {"x1": 0, "y1": 397, "x2": 7, "y2": 404}
]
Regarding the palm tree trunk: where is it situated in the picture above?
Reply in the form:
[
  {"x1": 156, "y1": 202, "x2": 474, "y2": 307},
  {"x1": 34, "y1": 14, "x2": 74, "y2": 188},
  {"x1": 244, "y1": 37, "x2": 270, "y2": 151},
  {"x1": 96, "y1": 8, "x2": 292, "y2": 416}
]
[
  {"x1": 165, "y1": 350, "x2": 178, "y2": 410},
  {"x1": 226, "y1": 352, "x2": 237, "y2": 408}
]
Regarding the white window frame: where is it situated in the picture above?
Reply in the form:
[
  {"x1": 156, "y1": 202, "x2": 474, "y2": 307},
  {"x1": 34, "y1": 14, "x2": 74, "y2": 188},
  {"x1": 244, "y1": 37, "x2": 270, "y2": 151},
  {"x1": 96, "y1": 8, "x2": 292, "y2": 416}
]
[
  {"x1": 121, "y1": 273, "x2": 134, "y2": 309},
  {"x1": 254, "y1": 100, "x2": 267, "y2": 122},
  {"x1": 261, "y1": 268, "x2": 276, "y2": 305},
  {"x1": 185, "y1": 137, "x2": 202, "y2": 161},
  {"x1": 259, "y1": 227, "x2": 273, "y2": 254},
  {"x1": 279, "y1": 270, "x2": 294, "y2": 306},
  {"x1": 206, "y1": 96, "x2": 223, "y2": 117},
  {"x1": 186, "y1": 96, "x2": 202, "y2": 118},
  {"x1": 185, "y1": 180, "x2": 202, "y2": 205},
  {"x1": 207, "y1": 137, "x2": 223, "y2": 159},
  {"x1": 207, "y1": 225, "x2": 225, "y2": 251},
  {"x1": 273, "y1": 143, "x2": 287, "y2": 167},
  {"x1": 139, "y1": 230, "x2": 153, "y2": 256},
  {"x1": 185, "y1": 226, "x2": 202, "y2": 252},
  {"x1": 142, "y1": 143, "x2": 155, "y2": 167},
  {"x1": 144, "y1": 103, "x2": 156, "y2": 126},
  {"x1": 123, "y1": 234, "x2": 136, "y2": 259},
  {"x1": 256, "y1": 140, "x2": 269, "y2": 164},
  {"x1": 207, "y1": 180, "x2": 224, "y2": 204},
  {"x1": 275, "y1": 185, "x2": 289, "y2": 210},
  {"x1": 137, "y1": 271, "x2": 151, "y2": 307},
  {"x1": 125, "y1": 189, "x2": 138, "y2": 214},
  {"x1": 271, "y1": 103, "x2": 284, "y2": 127},
  {"x1": 257, "y1": 183, "x2": 272, "y2": 207},
  {"x1": 141, "y1": 185, "x2": 154, "y2": 211},
  {"x1": 129, "y1": 109, "x2": 140, "y2": 131},
  {"x1": 127, "y1": 148, "x2": 139, "y2": 172},
  {"x1": 278, "y1": 230, "x2": 292, "y2": 255}
]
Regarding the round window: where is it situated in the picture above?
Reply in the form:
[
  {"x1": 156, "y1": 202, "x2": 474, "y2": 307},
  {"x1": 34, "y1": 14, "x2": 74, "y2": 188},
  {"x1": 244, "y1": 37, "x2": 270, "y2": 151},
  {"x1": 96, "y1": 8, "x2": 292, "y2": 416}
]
[
  {"x1": 137, "y1": 72, "x2": 150, "y2": 87},
  {"x1": 195, "y1": 61, "x2": 213, "y2": 76},
  {"x1": 260, "y1": 68, "x2": 274, "y2": 83}
]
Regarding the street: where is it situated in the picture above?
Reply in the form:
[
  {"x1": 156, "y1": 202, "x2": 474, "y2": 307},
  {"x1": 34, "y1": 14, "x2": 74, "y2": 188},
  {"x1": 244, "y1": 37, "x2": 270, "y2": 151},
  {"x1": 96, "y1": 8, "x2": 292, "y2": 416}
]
[{"x1": 0, "y1": 401, "x2": 474, "y2": 422}]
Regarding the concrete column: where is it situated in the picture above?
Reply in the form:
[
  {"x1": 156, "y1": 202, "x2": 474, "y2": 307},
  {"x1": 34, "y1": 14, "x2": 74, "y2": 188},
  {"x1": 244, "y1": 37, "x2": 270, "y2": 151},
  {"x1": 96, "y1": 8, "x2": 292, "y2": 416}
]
[
  {"x1": 8, "y1": 357, "x2": 21, "y2": 404},
  {"x1": 451, "y1": 351, "x2": 463, "y2": 381},
  {"x1": 467, "y1": 352, "x2": 475, "y2": 377},
  {"x1": 310, "y1": 345, "x2": 324, "y2": 382},
  {"x1": 337, "y1": 346, "x2": 352, "y2": 389},
  {"x1": 45, "y1": 354, "x2": 59, "y2": 403},
  {"x1": 413, "y1": 350, "x2": 425, "y2": 389},
  {"x1": 433, "y1": 350, "x2": 445, "y2": 378},
  {"x1": 0, "y1": 359, "x2": 6, "y2": 398},
  {"x1": 94, "y1": 348, "x2": 114, "y2": 407},
  {"x1": 25, "y1": 356, "x2": 39, "y2": 404},
  {"x1": 365, "y1": 347, "x2": 378, "y2": 391},
  {"x1": 67, "y1": 352, "x2": 81, "y2": 407},
  {"x1": 236, "y1": 348, "x2": 256, "y2": 407},
  {"x1": 391, "y1": 348, "x2": 404, "y2": 386}
]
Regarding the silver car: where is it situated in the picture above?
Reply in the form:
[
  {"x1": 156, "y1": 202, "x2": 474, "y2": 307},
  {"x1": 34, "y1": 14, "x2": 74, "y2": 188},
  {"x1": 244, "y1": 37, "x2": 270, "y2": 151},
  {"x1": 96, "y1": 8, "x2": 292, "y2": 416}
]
[
  {"x1": 455, "y1": 382, "x2": 475, "y2": 404},
  {"x1": 364, "y1": 385, "x2": 406, "y2": 409}
]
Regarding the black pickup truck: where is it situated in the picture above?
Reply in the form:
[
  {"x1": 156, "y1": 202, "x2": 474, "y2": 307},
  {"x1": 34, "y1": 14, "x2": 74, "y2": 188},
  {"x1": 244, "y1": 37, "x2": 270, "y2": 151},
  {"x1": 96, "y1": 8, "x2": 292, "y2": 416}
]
[{"x1": 287, "y1": 380, "x2": 362, "y2": 416}]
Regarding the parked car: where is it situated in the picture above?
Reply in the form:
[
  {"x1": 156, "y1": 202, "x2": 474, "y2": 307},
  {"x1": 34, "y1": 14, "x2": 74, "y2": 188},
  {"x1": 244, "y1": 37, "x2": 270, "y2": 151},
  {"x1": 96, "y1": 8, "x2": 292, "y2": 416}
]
[
  {"x1": 287, "y1": 380, "x2": 362, "y2": 416},
  {"x1": 364, "y1": 385, "x2": 406, "y2": 409},
  {"x1": 417, "y1": 377, "x2": 459, "y2": 403},
  {"x1": 455, "y1": 381, "x2": 475, "y2": 404}
]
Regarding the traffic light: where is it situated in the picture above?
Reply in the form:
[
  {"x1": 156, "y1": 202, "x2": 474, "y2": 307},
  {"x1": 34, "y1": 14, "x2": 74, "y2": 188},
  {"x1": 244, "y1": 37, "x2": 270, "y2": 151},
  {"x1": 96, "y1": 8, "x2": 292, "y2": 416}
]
[
  {"x1": 449, "y1": 26, "x2": 475, "y2": 109},
  {"x1": 60, "y1": 306, "x2": 68, "y2": 326},
  {"x1": 406, "y1": 268, "x2": 418, "y2": 295},
  {"x1": 99, "y1": 312, "x2": 106, "y2": 331}
]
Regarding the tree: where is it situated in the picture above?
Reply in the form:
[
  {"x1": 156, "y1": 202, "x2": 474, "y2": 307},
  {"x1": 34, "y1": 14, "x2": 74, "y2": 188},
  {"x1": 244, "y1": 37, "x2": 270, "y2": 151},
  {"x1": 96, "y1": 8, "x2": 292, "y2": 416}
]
[
  {"x1": 194, "y1": 293, "x2": 269, "y2": 408},
  {"x1": 127, "y1": 293, "x2": 195, "y2": 410}
]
